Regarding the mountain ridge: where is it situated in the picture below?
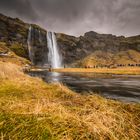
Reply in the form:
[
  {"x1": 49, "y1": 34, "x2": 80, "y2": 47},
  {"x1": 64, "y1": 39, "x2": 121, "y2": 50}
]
[{"x1": 0, "y1": 13, "x2": 140, "y2": 67}]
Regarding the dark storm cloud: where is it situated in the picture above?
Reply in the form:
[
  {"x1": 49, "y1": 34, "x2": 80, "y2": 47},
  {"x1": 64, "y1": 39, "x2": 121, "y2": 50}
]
[
  {"x1": 0, "y1": 0, "x2": 37, "y2": 20},
  {"x1": 0, "y1": 0, "x2": 140, "y2": 36}
]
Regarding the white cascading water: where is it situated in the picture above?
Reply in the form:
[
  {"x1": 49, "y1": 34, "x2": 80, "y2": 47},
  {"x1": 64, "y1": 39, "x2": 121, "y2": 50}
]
[
  {"x1": 27, "y1": 26, "x2": 33, "y2": 63},
  {"x1": 47, "y1": 31, "x2": 62, "y2": 68}
]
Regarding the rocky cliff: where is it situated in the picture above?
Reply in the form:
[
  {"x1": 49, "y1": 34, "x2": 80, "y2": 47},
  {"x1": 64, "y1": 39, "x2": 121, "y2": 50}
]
[
  {"x1": 0, "y1": 13, "x2": 48, "y2": 65},
  {"x1": 0, "y1": 13, "x2": 140, "y2": 67},
  {"x1": 57, "y1": 31, "x2": 140, "y2": 67}
]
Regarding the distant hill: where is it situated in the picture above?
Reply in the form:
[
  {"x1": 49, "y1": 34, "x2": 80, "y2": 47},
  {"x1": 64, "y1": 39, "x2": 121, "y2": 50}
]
[{"x1": 0, "y1": 13, "x2": 140, "y2": 67}]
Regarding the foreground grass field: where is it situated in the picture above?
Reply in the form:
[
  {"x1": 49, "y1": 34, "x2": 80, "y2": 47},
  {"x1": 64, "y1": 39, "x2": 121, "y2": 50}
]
[
  {"x1": 0, "y1": 62, "x2": 140, "y2": 139},
  {"x1": 54, "y1": 67, "x2": 140, "y2": 75}
]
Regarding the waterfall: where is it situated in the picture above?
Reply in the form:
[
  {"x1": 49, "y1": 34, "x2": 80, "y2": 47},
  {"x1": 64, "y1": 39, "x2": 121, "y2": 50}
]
[
  {"x1": 27, "y1": 26, "x2": 33, "y2": 63},
  {"x1": 39, "y1": 30, "x2": 42, "y2": 43},
  {"x1": 47, "y1": 31, "x2": 62, "y2": 68}
]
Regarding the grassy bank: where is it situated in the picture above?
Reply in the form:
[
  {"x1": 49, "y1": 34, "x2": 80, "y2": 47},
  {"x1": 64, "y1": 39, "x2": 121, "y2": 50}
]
[
  {"x1": 0, "y1": 62, "x2": 140, "y2": 139},
  {"x1": 54, "y1": 67, "x2": 140, "y2": 75},
  {"x1": 0, "y1": 42, "x2": 30, "y2": 66},
  {"x1": 72, "y1": 50, "x2": 140, "y2": 68}
]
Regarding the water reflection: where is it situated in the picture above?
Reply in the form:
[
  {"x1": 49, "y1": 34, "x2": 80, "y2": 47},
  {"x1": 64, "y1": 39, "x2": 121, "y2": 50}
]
[
  {"x1": 28, "y1": 71, "x2": 140, "y2": 103},
  {"x1": 47, "y1": 72, "x2": 62, "y2": 83}
]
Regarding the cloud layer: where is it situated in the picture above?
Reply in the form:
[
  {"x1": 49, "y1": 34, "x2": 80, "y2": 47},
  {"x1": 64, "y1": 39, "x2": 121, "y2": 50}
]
[{"x1": 0, "y1": 0, "x2": 140, "y2": 36}]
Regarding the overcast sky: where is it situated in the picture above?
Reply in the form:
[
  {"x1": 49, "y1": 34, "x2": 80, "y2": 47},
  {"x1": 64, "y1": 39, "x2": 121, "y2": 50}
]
[{"x1": 0, "y1": 0, "x2": 140, "y2": 37}]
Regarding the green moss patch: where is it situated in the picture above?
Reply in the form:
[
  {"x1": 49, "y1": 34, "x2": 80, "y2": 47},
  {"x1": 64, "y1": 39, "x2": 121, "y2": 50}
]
[{"x1": 10, "y1": 43, "x2": 28, "y2": 58}]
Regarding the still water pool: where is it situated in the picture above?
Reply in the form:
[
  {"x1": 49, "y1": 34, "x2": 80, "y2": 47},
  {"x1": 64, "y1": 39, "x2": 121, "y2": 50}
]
[{"x1": 28, "y1": 71, "x2": 140, "y2": 103}]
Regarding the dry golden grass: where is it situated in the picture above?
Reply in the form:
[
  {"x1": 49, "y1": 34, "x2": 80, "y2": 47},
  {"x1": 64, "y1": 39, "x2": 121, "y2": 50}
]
[
  {"x1": 54, "y1": 67, "x2": 140, "y2": 75},
  {"x1": 0, "y1": 62, "x2": 25, "y2": 79},
  {"x1": 0, "y1": 42, "x2": 30, "y2": 66},
  {"x1": 0, "y1": 62, "x2": 140, "y2": 139},
  {"x1": 0, "y1": 52, "x2": 30, "y2": 66},
  {"x1": 72, "y1": 50, "x2": 140, "y2": 68}
]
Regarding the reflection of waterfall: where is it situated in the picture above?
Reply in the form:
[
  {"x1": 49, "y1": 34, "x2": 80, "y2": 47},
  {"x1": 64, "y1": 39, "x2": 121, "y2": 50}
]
[
  {"x1": 47, "y1": 32, "x2": 62, "y2": 68},
  {"x1": 27, "y1": 26, "x2": 33, "y2": 63},
  {"x1": 49, "y1": 72, "x2": 61, "y2": 83}
]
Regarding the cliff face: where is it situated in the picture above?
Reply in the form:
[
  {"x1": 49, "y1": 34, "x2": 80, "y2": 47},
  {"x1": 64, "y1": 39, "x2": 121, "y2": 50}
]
[
  {"x1": 0, "y1": 13, "x2": 48, "y2": 65},
  {"x1": 0, "y1": 13, "x2": 140, "y2": 67},
  {"x1": 28, "y1": 26, "x2": 48, "y2": 65},
  {"x1": 57, "y1": 31, "x2": 140, "y2": 67}
]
